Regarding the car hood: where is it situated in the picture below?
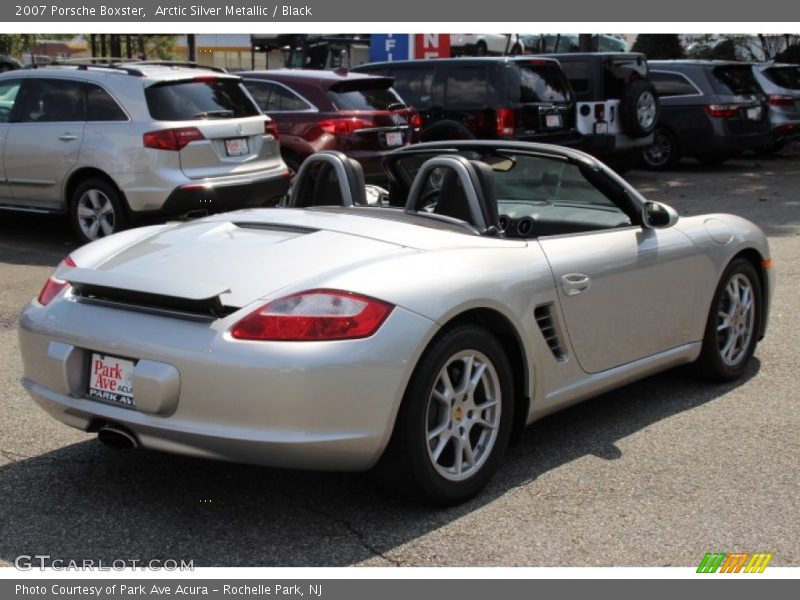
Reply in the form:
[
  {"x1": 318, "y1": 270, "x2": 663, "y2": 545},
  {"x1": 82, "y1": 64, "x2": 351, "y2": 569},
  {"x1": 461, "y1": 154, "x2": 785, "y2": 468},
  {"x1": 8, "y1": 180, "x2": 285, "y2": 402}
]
[{"x1": 64, "y1": 208, "x2": 524, "y2": 310}]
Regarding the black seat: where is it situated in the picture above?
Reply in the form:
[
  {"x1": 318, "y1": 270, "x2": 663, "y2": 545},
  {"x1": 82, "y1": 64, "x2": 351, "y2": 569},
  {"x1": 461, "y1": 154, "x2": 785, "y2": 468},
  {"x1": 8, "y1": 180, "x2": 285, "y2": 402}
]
[
  {"x1": 469, "y1": 160, "x2": 499, "y2": 230},
  {"x1": 287, "y1": 151, "x2": 367, "y2": 208},
  {"x1": 433, "y1": 170, "x2": 474, "y2": 223}
]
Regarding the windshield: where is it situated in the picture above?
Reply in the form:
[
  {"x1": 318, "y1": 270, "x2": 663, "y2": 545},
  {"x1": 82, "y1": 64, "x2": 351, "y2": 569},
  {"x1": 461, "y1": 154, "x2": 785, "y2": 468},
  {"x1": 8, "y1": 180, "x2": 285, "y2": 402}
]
[
  {"x1": 145, "y1": 78, "x2": 260, "y2": 121},
  {"x1": 327, "y1": 82, "x2": 406, "y2": 110},
  {"x1": 763, "y1": 66, "x2": 800, "y2": 90},
  {"x1": 711, "y1": 66, "x2": 763, "y2": 96},
  {"x1": 518, "y1": 64, "x2": 571, "y2": 103}
]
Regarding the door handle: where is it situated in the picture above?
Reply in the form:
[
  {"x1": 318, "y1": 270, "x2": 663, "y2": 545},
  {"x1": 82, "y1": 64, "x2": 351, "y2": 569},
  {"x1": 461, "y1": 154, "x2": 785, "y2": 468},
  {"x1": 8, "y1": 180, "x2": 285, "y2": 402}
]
[
  {"x1": 58, "y1": 134, "x2": 78, "y2": 142},
  {"x1": 561, "y1": 273, "x2": 591, "y2": 296}
]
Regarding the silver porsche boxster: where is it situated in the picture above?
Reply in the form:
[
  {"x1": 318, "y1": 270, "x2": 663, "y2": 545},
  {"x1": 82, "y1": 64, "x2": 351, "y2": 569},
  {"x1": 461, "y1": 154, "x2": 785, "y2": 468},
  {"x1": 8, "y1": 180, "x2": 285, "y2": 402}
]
[{"x1": 18, "y1": 141, "x2": 773, "y2": 504}]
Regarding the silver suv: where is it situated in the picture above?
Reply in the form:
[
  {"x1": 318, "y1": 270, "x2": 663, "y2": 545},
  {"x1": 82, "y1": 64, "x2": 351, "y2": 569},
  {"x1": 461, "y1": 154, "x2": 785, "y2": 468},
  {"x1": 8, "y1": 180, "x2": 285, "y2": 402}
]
[{"x1": 0, "y1": 63, "x2": 289, "y2": 242}]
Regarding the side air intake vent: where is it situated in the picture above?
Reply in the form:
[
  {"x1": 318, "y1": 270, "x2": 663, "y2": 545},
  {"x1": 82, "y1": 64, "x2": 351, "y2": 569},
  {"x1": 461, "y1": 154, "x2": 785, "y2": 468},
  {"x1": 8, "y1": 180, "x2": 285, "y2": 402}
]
[{"x1": 534, "y1": 304, "x2": 567, "y2": 362}]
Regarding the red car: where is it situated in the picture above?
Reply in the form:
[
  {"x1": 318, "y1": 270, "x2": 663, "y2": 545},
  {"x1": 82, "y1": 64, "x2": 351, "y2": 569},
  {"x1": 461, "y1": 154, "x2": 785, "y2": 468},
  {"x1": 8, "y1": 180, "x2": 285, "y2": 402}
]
[{"x1": 241, "y1": 69, "x2": 421, "y2": 182}]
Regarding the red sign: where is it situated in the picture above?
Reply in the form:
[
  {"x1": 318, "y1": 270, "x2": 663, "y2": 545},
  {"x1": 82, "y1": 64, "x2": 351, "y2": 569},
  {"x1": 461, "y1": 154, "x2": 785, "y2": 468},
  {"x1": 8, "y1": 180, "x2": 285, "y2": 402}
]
[{"x1": 414, "y1": 34, "x2": 451, "y2": 59}]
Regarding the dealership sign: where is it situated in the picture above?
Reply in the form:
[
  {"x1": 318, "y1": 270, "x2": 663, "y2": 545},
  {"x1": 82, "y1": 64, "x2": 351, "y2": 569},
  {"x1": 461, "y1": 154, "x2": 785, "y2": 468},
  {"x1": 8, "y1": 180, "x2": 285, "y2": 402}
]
[{"x1": 370, "y1": 34, "x2": 450, "y2": 61}]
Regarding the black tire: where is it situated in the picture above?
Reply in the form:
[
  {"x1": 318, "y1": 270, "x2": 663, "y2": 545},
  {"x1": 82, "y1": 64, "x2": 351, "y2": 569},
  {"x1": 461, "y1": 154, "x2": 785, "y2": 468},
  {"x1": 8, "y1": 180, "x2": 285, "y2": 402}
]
[
  {"x1": 697, "y1": 154, "x2": 729, "y2": 167},
  {"x1": 754, "y1": 141, "x2": 784, "y2": 156},
  {"x1": 420, "y1": 120, "x2": 476, "y2": 142},
  {"x1": 374, "y1": 325, "x2": 514, "y2": 505},
  {"x1": 619, "y1": 80, "x2": 659, "y2": 138},
  {"x1": 69, "y1": 177, "x2": 129, "y2": 245},
  {"x1": 640, "y1": 127, "x2": 680, "y2": 170},
  {"x1": 695, "y1": 258, "x2": 762, "y2": 382},
  {"x1": 475, "y1": 41, "x2": 488, "y2": 56}
]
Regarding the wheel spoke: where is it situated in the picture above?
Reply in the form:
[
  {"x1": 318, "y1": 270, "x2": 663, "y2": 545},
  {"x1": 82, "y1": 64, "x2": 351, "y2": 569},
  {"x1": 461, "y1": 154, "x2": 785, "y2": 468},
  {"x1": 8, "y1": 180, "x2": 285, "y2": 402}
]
[
  {"x1": 452, "y1": 437, "x2": 464, "y2": 475},
  {"x1": 431, "y1": 434, "x2": 449, "y2": 462},
  {"x1": 77, "y1": 205, "x2": 95, "y2": 218},
  {"x1": 467, "y1": 361, "x2": 486, "y2": 395},
  {"x1": 87, "y1": 218, "x2": 100, "y2": 239},
  {"x1": 461, "y1": 436, "x2": 476, "y2": 467},
  {"x1": 427, "y1": 420, "x2": 449, "y2": 442},
  {"x1": 458, "y1": 355, "x2": 475, "y2": 394},
  {"x1": 99, "y1": 217, "x2": 114, "y2": 236}
]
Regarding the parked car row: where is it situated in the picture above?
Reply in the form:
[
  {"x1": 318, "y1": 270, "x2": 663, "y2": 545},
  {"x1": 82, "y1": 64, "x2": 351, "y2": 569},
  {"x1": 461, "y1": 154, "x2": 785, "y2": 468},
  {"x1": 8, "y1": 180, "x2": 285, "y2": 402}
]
[{"x1": 0, "y1": 55, "x2": 797, "y2": 244}]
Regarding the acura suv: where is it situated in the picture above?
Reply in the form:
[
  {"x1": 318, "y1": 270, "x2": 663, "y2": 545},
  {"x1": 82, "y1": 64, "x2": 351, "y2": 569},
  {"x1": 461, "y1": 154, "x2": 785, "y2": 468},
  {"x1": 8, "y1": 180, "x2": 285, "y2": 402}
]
[
  {"x1": 0, "y1": 63, "x2": 289, "y2": 243},
  {"x1": 241, "y1": 69, "x2": 420, "y2": 183}
]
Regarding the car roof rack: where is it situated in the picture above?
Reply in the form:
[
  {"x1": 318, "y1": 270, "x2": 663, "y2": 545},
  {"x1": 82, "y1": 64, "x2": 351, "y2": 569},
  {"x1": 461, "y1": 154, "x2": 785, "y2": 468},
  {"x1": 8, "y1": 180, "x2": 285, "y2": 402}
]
[
  {"x1": 130, "y1": 60, "x2": 229, "y2": 74},
  {"x1": 25, "y1": 57, "x2": 147, "y2": 76}
]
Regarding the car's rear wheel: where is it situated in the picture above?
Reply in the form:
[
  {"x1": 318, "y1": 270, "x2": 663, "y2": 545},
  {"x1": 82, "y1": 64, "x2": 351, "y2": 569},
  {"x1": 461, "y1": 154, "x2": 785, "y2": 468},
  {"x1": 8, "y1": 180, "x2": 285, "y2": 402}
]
[
  {"x1": 696, "y1": 258, "x2": 762, "y2": 381},
  {"x1": 641, "y1": 127, "x2": 679, "y2": 170},
  {"x1": 375, "y1": 325, "x2": 513, "y2": 504},
  {"x1": 70, "y1": 178, "x2": 128, "y2": 244}
]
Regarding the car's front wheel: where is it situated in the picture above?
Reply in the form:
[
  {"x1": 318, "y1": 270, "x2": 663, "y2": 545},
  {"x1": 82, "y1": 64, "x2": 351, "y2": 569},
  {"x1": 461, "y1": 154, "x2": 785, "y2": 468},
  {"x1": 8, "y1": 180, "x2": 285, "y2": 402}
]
[
  {"x1": 696, "y1": 258, "x2": 762, "y2": 381},
  {"x1": 70, "y1": 178, "x2": 128, "y2": 244},
  {"x1": 375, "y1": 325, "x2": 513, "y2": 504}
]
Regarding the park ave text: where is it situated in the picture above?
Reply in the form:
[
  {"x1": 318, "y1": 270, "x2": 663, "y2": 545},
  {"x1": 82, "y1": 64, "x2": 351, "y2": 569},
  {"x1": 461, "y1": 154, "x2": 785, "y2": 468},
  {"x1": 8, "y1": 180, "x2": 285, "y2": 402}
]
[{"x1": 14, "y1": 4, "x2": 313, "y2": 18}]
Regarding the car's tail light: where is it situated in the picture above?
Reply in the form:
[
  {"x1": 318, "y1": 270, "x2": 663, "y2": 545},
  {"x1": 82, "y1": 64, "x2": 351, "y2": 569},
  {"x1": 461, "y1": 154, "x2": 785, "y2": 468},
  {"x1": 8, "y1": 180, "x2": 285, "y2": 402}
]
[
  {"x1": 705, "y1": 104, "x2": 741, "y2": 118},
  {"x1": 231, "y1": 289, "x2": 394, "y2": 341},
  {"x1": 496, "y1": 108, "x2": 515, "y2": 137},
  {"x1": 409, "y1": 111, "x2": 422, "y2": 128},
  {"x1": 37, "y1": 256, "x2": 76, "y2": 306},
  {"x1": 594, "y1": 103, "x2": 605, "y2": 120},
  {"x1": 264, "y1": 120, "x2": 280, "y2": 140},
  {"x1": 143, "y1": 127, "x2": 205, "y2": 151},
  {"x1": 193, "y1": 76, "x2": 219, "y2": 83},
  {"x1": 318, "y1": 117, "x2": 374, "y2": 136},
  {"x1": 768, "y1": 94, "x2": 796, "y2": 107}
]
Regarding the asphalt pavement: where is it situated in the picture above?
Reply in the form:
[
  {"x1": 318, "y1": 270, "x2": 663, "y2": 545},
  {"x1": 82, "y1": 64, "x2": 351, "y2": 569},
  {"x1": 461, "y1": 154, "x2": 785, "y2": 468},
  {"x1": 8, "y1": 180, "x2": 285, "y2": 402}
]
[{"x1": 0, "y1": 153, "x2": 798, "y2": 567}]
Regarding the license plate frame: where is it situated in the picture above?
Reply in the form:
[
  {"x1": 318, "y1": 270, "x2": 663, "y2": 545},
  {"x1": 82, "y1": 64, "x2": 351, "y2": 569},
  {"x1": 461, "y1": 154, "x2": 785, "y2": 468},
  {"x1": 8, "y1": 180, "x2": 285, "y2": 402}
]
[
  {"x1": 746, "y1": 107, "x2": 762, "y2": 120},
  {"x1": 385, "y1": 131, "x2": 403, "y2": 146},
  {"x1": 225, "y1": 137, "x2": 250, "y2": 157},
  {"x1": 545, "y1": 113, "x2": 562, "y2": 128},
  {"x1": 87, "y1": 353, "x2": 136, "y2": 408}
]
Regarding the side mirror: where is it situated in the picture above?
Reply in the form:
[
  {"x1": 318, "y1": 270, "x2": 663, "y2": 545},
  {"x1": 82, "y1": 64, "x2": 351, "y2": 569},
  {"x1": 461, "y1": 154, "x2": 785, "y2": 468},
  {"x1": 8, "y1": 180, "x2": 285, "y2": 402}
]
[{"x1": 642, "y1": 201, "x2": 679, "y2": 229}]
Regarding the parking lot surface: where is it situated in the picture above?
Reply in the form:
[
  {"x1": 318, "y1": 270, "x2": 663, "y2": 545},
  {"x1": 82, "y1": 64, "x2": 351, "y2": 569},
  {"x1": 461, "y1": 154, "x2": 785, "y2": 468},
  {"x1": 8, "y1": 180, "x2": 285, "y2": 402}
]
[{"x1": 1, "y1": 153, "x2": 798, "y2": 567}]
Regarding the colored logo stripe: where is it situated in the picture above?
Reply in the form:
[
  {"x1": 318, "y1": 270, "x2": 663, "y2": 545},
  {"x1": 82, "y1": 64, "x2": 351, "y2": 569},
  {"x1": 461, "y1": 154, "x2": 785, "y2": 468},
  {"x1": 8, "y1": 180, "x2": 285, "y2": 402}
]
[{"x1": 697, "y1": 552, "x2": 773, "y2": 573}]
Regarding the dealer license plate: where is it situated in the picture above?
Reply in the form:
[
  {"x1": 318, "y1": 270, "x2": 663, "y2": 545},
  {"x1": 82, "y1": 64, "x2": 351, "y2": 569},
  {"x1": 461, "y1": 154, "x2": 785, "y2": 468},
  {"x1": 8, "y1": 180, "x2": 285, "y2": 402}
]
[
  {"x1": 746, "y1": 107, "x2": 762, "y2": 120},
  {"x1": 87, "y1": 353, "x2": 136, "y2": 408},
  {"x1": 545, "y1": 113, "x2": 562, "y2": 128},
  {"x1": 385, "y1": 131, "x2": 403, "y2": 146},
  {"x1": 225, "y1": 137, "x2": 250, "y2": 156}
]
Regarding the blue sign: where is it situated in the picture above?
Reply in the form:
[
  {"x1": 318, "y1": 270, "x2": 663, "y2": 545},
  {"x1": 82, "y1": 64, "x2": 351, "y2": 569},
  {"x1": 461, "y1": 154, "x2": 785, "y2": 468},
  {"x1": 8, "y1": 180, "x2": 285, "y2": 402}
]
[{"x1": 370, "y1": 34, "x2": 411, "y2": 62}]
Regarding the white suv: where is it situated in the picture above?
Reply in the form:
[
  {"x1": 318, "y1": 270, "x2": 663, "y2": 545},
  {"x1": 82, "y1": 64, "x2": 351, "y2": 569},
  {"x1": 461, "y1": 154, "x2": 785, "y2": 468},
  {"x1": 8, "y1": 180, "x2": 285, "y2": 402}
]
[{"x1": 0, "y1": 63, "x2": 289, "y2": 242}]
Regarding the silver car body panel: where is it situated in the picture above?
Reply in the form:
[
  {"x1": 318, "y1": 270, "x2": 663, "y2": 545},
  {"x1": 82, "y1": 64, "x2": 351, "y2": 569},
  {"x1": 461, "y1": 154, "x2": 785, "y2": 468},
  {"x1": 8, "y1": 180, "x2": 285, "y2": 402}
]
[{"x1": 18, "y1": 143, "x2": 773, "y2": 471}]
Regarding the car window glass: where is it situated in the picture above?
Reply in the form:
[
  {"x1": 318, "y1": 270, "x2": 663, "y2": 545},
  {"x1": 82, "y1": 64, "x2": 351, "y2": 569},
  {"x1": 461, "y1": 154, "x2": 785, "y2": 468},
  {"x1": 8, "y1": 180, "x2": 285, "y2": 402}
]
[
  {"x1": 327, "y1": 84, "x2": 405, "y2": 110},
  {"x1": 559, "y1": 60, "x2": 591, "y2": 97},
  {"x1": 244, "y1": 80, "x2": 276, "y2": 111},
  {"x1": 390, "y1": 68, "x2": 435, "y2": 108},
  {"x1": 0, "y1": 78, "x2": 21, "y2": 123},
  {"x1": 445, "y1": 67, "x2": 488, "y2": 106},
  {"x1": 764, "y1": 66, "x2": 800, "y2": 90},
  {"x1": 86, "y1": 84, "x2": 127, "y2": 121},
  {"x1": 518, "y1": 64, "x2": 571, "y2": 102},
  {"x1": 18, "y1": 78, "x2": 85, "y2": 123},
  {"x1": 650, "y1": 72, "x2": 698, "y2": 97},
  {"x1": 245, "y1": 80, "x2": 312, "y2": 112},
  {"x1": 145, "y1": 79, "x2": 260, "y2": 120},
  {"x1": 711, "y1": 66, "x2": 762, "y2": 96}
]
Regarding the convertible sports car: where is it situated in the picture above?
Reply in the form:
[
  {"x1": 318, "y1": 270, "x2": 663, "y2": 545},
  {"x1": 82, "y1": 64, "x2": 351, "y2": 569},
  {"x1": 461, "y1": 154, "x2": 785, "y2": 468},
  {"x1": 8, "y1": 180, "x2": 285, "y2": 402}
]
[{"x1": 18, "y1": 141, "x2": 772, "y2": 504}]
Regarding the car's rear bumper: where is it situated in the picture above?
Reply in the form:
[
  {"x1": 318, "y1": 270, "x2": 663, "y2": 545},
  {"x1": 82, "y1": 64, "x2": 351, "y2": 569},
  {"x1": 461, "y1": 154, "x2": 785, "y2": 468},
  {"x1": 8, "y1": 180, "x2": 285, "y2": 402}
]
[
  {"x1": 159, "y1": 170, "x2": 292, "y2": 217},
  {"x1": 18, "y1": 298, "x2": 435, "y2": 471}
]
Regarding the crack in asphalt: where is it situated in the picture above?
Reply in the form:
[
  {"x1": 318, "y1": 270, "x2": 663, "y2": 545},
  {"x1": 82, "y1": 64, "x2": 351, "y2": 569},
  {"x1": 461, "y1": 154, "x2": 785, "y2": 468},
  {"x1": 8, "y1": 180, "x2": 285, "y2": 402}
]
[{"x1": 303, "y1": 504, "x2": 402, "y2": 566}]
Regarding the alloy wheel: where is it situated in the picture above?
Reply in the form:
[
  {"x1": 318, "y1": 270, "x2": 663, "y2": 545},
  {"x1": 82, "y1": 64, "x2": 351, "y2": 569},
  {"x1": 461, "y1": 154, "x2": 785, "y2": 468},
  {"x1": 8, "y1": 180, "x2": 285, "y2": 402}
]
[
  {"x1": 716, "y1": 273, "x2": 756, "y2": 367},
  {"x1": 77, "y1": 189, "x2": 116, "y2": 240}
]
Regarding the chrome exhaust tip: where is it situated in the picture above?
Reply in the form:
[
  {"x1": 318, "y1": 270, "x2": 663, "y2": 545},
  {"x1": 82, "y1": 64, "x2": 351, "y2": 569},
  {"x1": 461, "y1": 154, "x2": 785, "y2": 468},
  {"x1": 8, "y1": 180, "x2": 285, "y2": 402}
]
[{"x1": 97, "y1": 425, "x2": 139, "y2": 451}]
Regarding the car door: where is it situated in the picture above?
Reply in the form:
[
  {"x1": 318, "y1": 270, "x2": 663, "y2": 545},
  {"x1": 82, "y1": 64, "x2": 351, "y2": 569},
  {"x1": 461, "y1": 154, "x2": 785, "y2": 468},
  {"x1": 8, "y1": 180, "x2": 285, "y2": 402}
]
[
  {"x1": 0, "y1": 77, "x2": 22, "y2": 202},
  {"x1": 4, "y1": 77, "x2": 86, "y2": 210},
  {"x1": 534, "y1": 163, "x2": 705, "y2": 374}
]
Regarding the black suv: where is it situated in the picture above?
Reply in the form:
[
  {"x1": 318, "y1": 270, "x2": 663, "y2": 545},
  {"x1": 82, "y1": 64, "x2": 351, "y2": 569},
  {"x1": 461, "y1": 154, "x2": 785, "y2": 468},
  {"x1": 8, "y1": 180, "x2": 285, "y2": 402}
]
[
  {"x1": 354, "y1": 57, "x2": 580, "y2": 146},
  {"x1": 540, "y1": 52, "x2": 659, "y2": 171},
  {"x1": 643, "y1": 60, "x2": 771, "y2": 169}
]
